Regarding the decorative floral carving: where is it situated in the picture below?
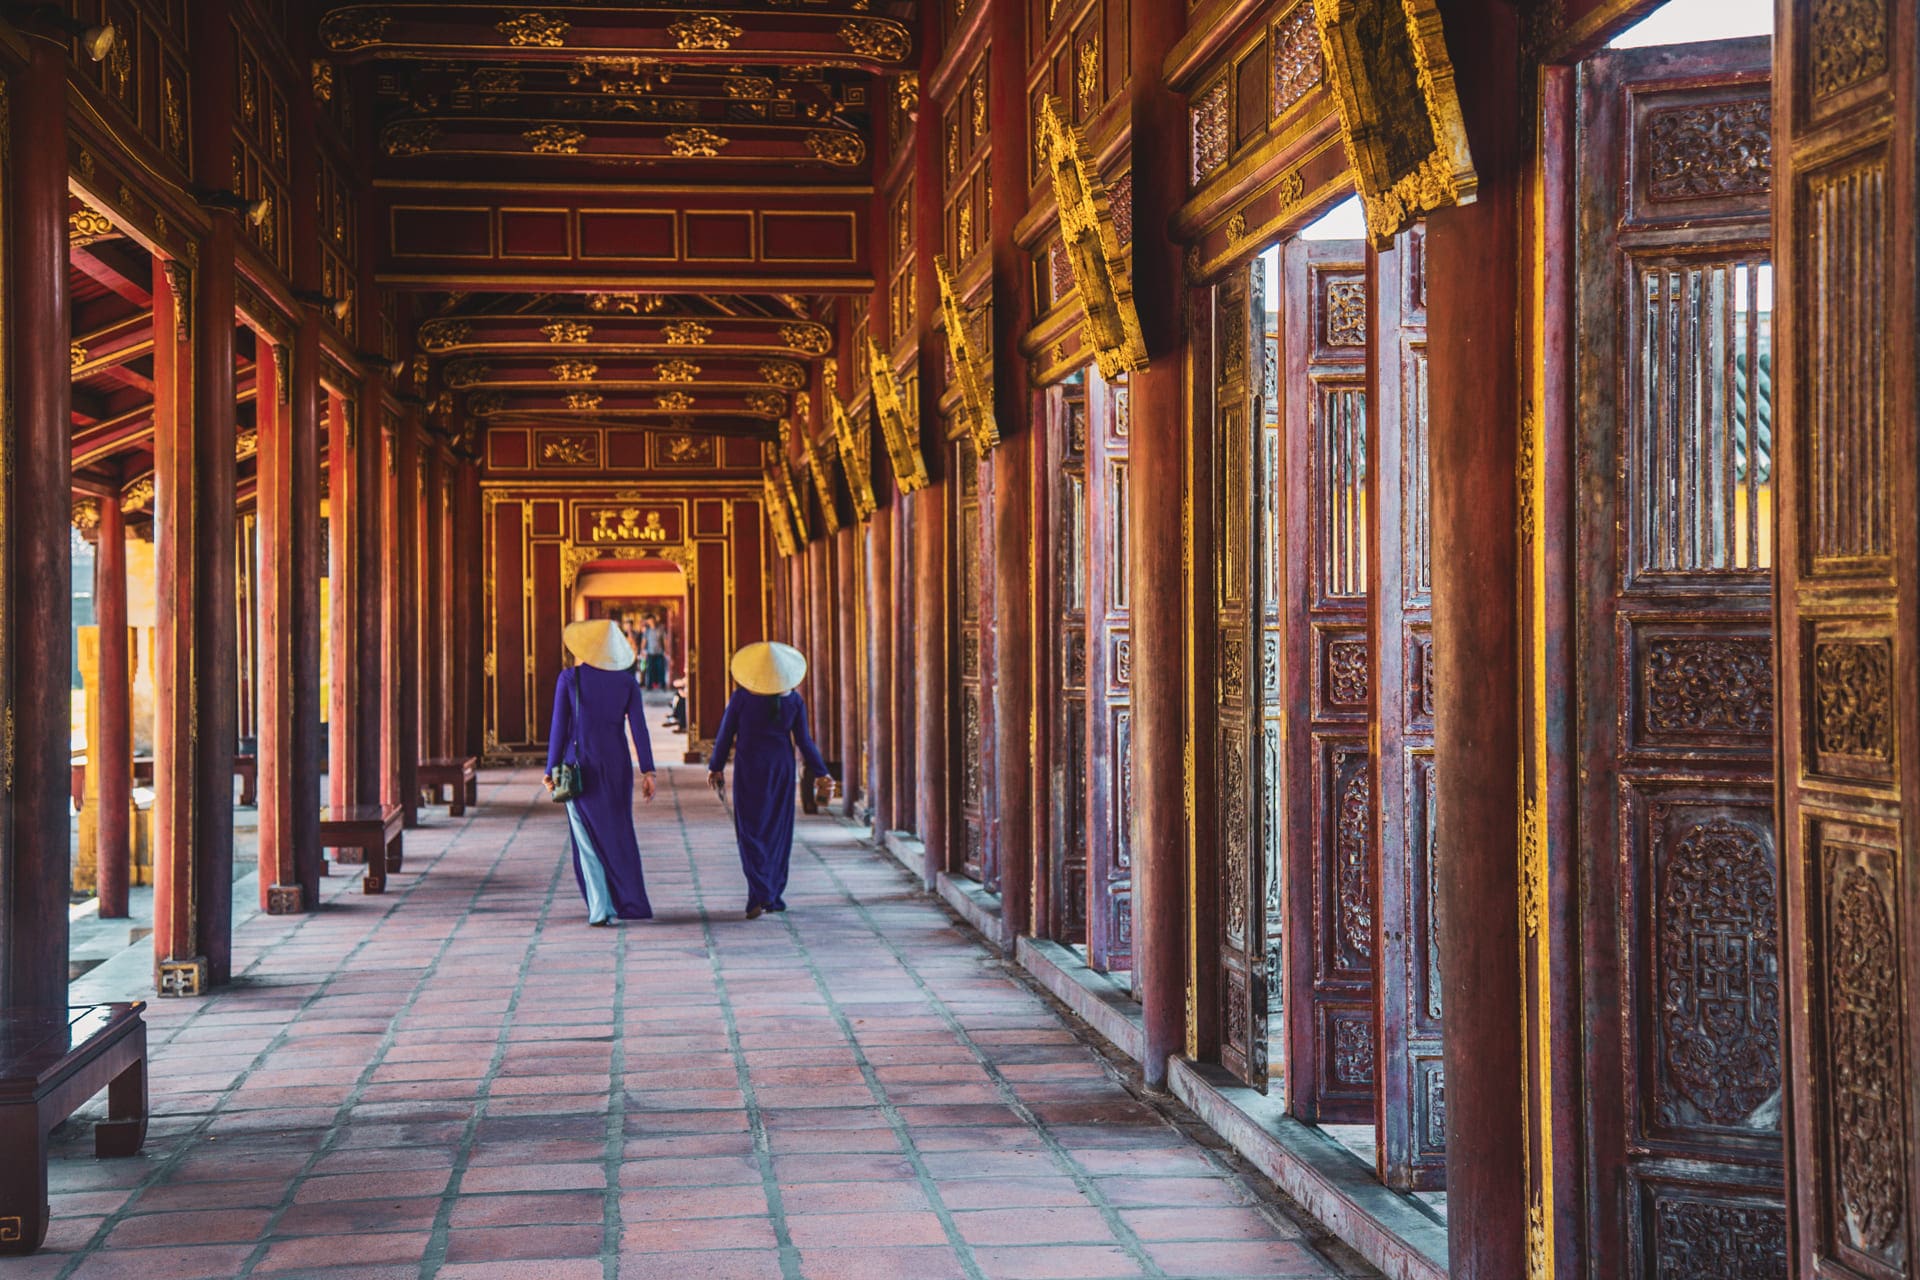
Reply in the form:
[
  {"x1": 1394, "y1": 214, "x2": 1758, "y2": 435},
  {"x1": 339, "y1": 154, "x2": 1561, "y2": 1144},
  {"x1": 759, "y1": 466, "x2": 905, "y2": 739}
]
[
  {"x1": 664, "y1": 319, "x2": 712, "y2": 346},
  {"x1": 1654, "y1": 815, "x2": 1779, "y2": 1127},
  {"x1": 1334, "y1": 759, "x2": 1373, "y2": 966},
  {"x1": 1219, "y1": 635, "x2": 1247, "y2": 702},
  {"x1": 542, "y1": 436, "x2": 595, "y2": 466},
  {"x1": 1222, "y1": 735, "x2": 1249, "y2": 942},
  {"x1": 961, "y1": 690, "x2": 982, "y2": 805},
  {"x1": 655, "y1": 359, "x2": 700, "y2": 382},
  {"x1": 525, "y1": 123, "x2": 586, "y2": 154},
  {"x1": 759, "y1": 361, "x2": 805, "y2": 389},
  {"x1": 467, "y1": 392, "x2": 506, "y2": 417},
  {"x1": 71, "y1": 498, "x2": 102, "y2": 535},
  {"x1": 69, "y1": 342, "x2": 88, "y2": 374},
  {"x1": 1645, "y1": 100, "x2": 1772, "y2": 201},
  {"x1": 445, "y1": 360, "x2": 491, "y2": 389},
  {"x1": 384, "y1": 120, "x2": 439, "y2": 157},
  {"x1": 588, "y1": 292, "x2": 661, "y2": 315},
  {"x1": 1333, "y1": 1018, "x2": 1375, "y2": 1085},
  {"x1": 805, "y1": 131, "x2": 866, "y2": 166},
  {"x1": 419, "y1": 319, "x2": 472, "y2": 351},
  {"x1": 1190, "y1": 80, "x2": 1230, "y2": 187},
  {"x1": 69, "y1": 205, "x2": 114, "y2": 241},
  {"x1": 1327, "y1": 639, "x2": 1368, "y2": 705},
  {"x1": 121, "y1": 477, "x2": 154, "y2": 513},
  {"x1": 1326, "y1": 279, "x2": 1368, "y2": 346},
  {"x1": 656, "y1": 391, "x2": 695, "y2": 411},
  {"x1": 1810, "y1": 0, "x2": 1887, "y2": 99},
  {"x1": 163, "y1": 78, "x2": 186, "y2": 157},
  {"x1": 837, "y1": 18, "x2": 911, "y2": 62},
  {"x1": 663, "y1": 435, "x2": 712, "y2": 464},
  {"x1": 670, "y1": 15, "x2": 743, "y2": 49},
  {"x1": 745, "y1": 391, "x2": 788, "y2": 417},
  {"x1": 542, "y1": 319, "x2": 593, "y2": 344},
  {"x1": 497, "y1": 13, "x2": 570, "y2": 47},
  {"x1": 1076, "y1": 39, "x2": 1100, "y2": 116},
  {"x1": 1827, "y1": 855, "x2": 1905, "y2": 1252},
  {"x1": 1226, "y1": 212, "x2": 1248, "y2": 244},
  {"x1": 665, "y1": 127, "x2": 729, "y2": 158},
  {"x1": 781, "y1": 322, "x2": 832, "y2": 355},
  {"x1": 1644, "y1": 637, "x2": 1773, "y2": 735},
  {"x1": 312, "y1": 59, "x2": 335, "y2": 104},
  {"x1": 563, "y1": 392, "x2": 602, "y2": 411},
  {"x1": 1651, "y1": 1199, "x2": 1788, "y2": 1279},
  {"x1": 550, "y1": 360, "x2": 597, "y2": 382},
  {"x1": 1271, "y1": 5, "x2": 1323, "y2": 118},
  {"x1": 1814, "y1": 638, "x2": 1893, "y2": 762},
  {"x1": 319, "y1": 12, "x2": 391, "y2": 51}
]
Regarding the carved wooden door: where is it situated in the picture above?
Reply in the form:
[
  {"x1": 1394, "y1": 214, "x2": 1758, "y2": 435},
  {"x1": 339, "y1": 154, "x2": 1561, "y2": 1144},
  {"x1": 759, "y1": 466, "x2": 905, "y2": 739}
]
[
  {"x1": 1777, "y1": 10, "x2": 1920, "y2": 1278},
  {"x1": 1049, "y1": 383, "x2": 1090, "y2": 944},
  {"x1": 1575, "y1": 39, "x2": 1786, "y2": 1279},
  {"x1": 1215, "y1": 261, "x2": 1271, "y2": 1089},
  {"x1": 1279, "y1": 238, "x2": 1375, "y2": 1123},
  {"x1": 1368, "y1": 228, "x2": 1442, "y2": 1189},
  {"x1": 955, "y1": 434, "x2": 995, "y2": 885},
  {"x1": 1085, "y1": 369, "x2": 1133, "y2": 971}
]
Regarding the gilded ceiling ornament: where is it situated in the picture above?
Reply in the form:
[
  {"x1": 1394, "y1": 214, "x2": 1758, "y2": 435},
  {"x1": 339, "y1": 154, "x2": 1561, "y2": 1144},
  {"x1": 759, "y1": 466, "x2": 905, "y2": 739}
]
[
  {"x1": 1226, "y1": 212, "x2": 1248, "y2": 243},
  {"x1": 656, "y1": 391, "x2": 695, "y2": 411},
  {"x1": 664, "y1": 434, "x2": 710, "y2": 463},
  {"x1": 497, "y1": 12, "x2": 570, "y2": 48},
  {"x1": 805, "y1": 131, "x2": 866, "y2": 167},
  {"x1": 894, "y1": 73, "x2": 919, "y2": 120},
  {"x1": 564, "y1": 392, "x2": 603, "y2": 410},
  {"x1": 759, "y1": 361, "x2": 805, "y2": 389},
  {"x1": 106, "y1": 26, "x2": 132, "y2": 99},
  {"x1": 588, "y1": 292, "x2": 661, "y2": 314},
  {"x1": 763, "y1": 473, "x2": 799, "y2": 556},
  {"x1": 827, "y1": 387, "x2": 876, "y2": 520},
  {"x1": 663, "y1": 319, "x2": 712, "y2": 346},
  {"x1": 935, "y1": 254, "x2": 1000, "y2": 454},
  {"x1": 551, "y1": 360, "x2": 599, "y2": 382},
  {"x1": 274, "y1": 346, "x2": 292, "y2": 404},
  {"x1": 121, "y1": 477, "x2": 155, "y2": 512},
  {"x1": 69, "y1": 205, "x2": 113, "y2": 241},
  {"x1": 669, "y1": 15, "x2": 743, "y2": 50},
  {"x1": 1189, "y1": 79, "x2": 1230, "y2": 186},
  {"x1": 745, "y1": 390, "x2": 788, "y2": 417},
  {"x1": 725, "y1": 75, "x2": 775, "y2": 99},
  {"x1": 311, "y1": 59, "x2": 335, "y2": 104},
  {"x1": 71, "y1": 498, "x2": 102, "y2": 536},
  {"x1": 542, "y1": 319, "x2": 593, "y2": 343},
  {"x1": 468, "y1": 392, "x2": 507, "y2": 417},
  {"x1": 972, "y1": 82, "x2": 985, "y2": 134},
  {"x1": 542, "y1": 435, "x2": 594, "y2": 464},
  {"x1": 837, "y1": 18, "x2": 911, "y2": 62},
  {"x1": 867, "y1": 337, "x2": 928, "y2": 492},
  {"x1": 802, "y1": 429, "x2": 843, "y2": 535},
  {"x1": 656, "y1": 359, "x2": 701, "y2": 382},
  {"x1": 235, "y1": 428, "x2": 259, "y2": 460},
  {"x1": 240, "y1": 70, "x2": 257, "y2": 123},
  {"x1": 780, "y1": 322, "x2": 832, "y2": 355},
  {"x1": 411, "y1": 354, "x2": 430, "y2": 394},
  {"x1": 472, "y1": 67, "x2": 523, "y2": 95},
  {"x1": 446, "y1": 359, "x2": 494, "y2": 389},
  {"x1": 163, "y1": 78, "x2": 186, "y2": 157},
  {"x1": 419, "y1": 318, "x2": 472, "y2": 351},
  {"x1": 1038, "y1": 95, "x2": 1146, "y2": 380},
  {"x1": 1077, "y1": 39, "x2": 1100, "y2": 115},
  {"x1": 525, "y1": 123, "x2": 586, "y2": 154},
  {"x1": 384, "y1": 120, "x2": 441, "y2": 157},
  {"x1": 664, "y1": 127, "x2": 729, "y2": 158},
  {"x1": 945, "y1": 121, "x2": 959, "y2": 176},
  {"x1": 69, "y1": 342, "x2": 88, "y2": 374},
  {"x1": 319, "y1": 11, "x2": 391, "y2": 52}
]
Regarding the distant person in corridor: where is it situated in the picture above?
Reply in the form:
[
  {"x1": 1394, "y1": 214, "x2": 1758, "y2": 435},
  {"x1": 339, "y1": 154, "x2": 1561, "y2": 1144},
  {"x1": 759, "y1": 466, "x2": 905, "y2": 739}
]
[
  {"x1": 707, "y1": 641, "x2": 834, "y2": 919},
  {"x1": 641, "y1": 614, "x2": 670, "y2": 690},
  {"x1": 544, "y1": 620, "x2": 657, "y2": 926}
]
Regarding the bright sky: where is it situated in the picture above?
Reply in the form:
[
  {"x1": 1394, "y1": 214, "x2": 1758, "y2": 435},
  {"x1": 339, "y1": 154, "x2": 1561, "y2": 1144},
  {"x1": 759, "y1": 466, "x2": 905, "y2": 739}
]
[
  {"x1": 1300, "y1": 196, "x2": 1367, "y2": 241},
  {"x1": 1609, "y1": 0, "x2": 1772, "y2": 47}
]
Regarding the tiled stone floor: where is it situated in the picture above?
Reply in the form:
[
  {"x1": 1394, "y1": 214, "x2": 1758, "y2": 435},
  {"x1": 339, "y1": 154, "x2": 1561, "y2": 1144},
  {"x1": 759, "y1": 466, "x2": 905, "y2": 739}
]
[{"x1": 36, "y1": 760, "x2": 1375, "y2": 1280}]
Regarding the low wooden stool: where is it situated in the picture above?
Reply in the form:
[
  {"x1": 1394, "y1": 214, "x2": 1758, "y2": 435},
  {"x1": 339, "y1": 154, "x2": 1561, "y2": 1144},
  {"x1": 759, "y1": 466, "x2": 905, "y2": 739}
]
[
  {"x1": 319, "y1": 804, "x2": 404, "y2": 893},
  {"x1": 0, "y1": 1003, "x2": 147, "y2": 1255},
  {"x1": 418, "y1": 757, "x2": 479, "y2": 816},
  {"x1": 233, "y1": 753, "x2": 257, "y2": 807}
]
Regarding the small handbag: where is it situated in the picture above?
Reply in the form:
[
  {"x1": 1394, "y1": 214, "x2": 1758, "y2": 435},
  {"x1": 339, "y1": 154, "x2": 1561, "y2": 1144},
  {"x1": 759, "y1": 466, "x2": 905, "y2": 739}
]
[{"x1": 550, "y1": 669, "x2": 587, "y2": 802}]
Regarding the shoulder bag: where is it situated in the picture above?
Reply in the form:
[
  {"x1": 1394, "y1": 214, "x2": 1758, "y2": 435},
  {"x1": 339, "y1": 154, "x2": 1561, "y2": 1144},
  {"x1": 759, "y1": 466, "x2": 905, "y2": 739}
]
[{"x1": 550, "y1": 668, "x2": 588, "y2": 801}]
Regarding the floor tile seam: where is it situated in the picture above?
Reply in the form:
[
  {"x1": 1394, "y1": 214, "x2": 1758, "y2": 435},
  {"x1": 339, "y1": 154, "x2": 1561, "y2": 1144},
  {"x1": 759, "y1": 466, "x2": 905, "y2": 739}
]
[
  {"x1": 667, "y1": 772, "x2": 804, "y2": 1280},
  {"x1": 232, "y1": 800, "x2": 533, "y2": 1276},
  {"x1": 415, "y1": 798, "x2": 571, "y2": 1280},
  {"x1": 53, "y1": 803, "x2": 492, "y2": 1279},
  {"x1": 795, "y1": 835, "x2": 1173, "y2": 1279},
  {"x1": 599, "y1": 855, "x2": 632, "y2": 1280},
  {"x1": 773, "y1": 909, "x2": 990, "y2": 1280}
]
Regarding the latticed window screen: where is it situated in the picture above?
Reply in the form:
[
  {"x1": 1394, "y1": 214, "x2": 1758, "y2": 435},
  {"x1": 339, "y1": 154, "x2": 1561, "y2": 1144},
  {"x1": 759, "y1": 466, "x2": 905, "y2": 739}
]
[{"x1": 1634, "y1": 259, "x2": 1773, "y2": 573}]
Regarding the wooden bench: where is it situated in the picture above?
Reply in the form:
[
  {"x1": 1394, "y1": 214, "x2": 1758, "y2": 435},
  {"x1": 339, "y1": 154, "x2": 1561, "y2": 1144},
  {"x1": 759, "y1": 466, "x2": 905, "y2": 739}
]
[
  {"x1": 319, "y1": 804, "x2": 404, "y2": 893},
  {"x1": 233, "y1": 753, "x2": 257, "y2": 807},
  {"x1": 418, "y1": 757, "x2": 479, "y2": 816},
  {"x1": 0, "y1": 1004, "x2": 147, "y2": 1255}
]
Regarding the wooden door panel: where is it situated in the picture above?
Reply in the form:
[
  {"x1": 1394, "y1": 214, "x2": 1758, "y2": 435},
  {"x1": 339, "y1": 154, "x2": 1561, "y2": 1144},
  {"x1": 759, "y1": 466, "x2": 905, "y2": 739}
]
[
  {"x1": 1574, "y1": 39, "x2": 1784, "y2": 1278},
  {"x1": 1087, "y1": 372, "x2": 1133, "y2": 971},
  {"x1": 955, "y1": 435, "x2": 994, "y2": 884},
  {"x1": 1282, "y1": 240, "x2": 1374, "y2": 1123},
  {"x1": 1050, "y1": 387, "x2": 1089, "y2": 944},
  {"x1": 1371, "y1": 227, "x2": 1444, "y2": 1189}
]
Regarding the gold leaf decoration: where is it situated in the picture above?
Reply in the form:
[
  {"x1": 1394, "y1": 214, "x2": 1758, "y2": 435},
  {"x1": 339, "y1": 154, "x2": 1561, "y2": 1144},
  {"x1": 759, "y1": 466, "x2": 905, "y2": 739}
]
[
  {"x1": 563, "y1": 392, "x2": 603, "y2": 411},
  {"x1": 665, "y1": 127, "x2": 729, "y2": 158},
  {"x1": 805, "y1": 131, "x2": 866, "y2": 167},
  {"x1": 764, "y1": 471, "x2": 800, "y2": 556},
  {"x1": 1037, "y1": 96, "x2": 1146, "y2": 380},
  {"x1": 779, "y1": 322, "x2": 832, "y2": 355},
  {"x1": 663, "y1": 319, "x2": 712, "y2": 346},
  {"x1": 656, "y1": 359, "x2": 701, "y2": 382},
  {"x1": 235, "y1": 429, "x2": 259, "y2": 460},
  {"x1": 311, "y1": 59, "x2": 334, "y2": 103},
  {"x1": 542, "y1": 319, "x2": 593, "y2": 344},
  {"x1": 468, "y1": 392, "x2": 507, "y2": 417},
  {"x1": 588, "y1": 292, "x2": 662, "y2": 314},
  {"x1": 497, "y1": 12, "x2": 570, "y2": 47},
  {"x1": 745, "y1": 391, "x2": 788, "y2": 417},
  {"x1": 384, "y1": 120, "x2": 441, "y2": 156},
  {"x1": 725, "y1": 75, "x2": 775, "y2": 99},
  {"x1": 319, "y1": 12, "x2": 391, "y2": 51},
  {"x1": 935, "y1": 254, "x2": 1000, "y2": 454},
  {"x1": 72, "y1": 498, "x2": 102, "y2": 535},
  {"x1": 542, "y1": 434, "x2": 595, "y2": 463},
  {"x1": 894, "y1": 73, "x2": 919, "y2": 119},
  {"x1": 121, "y1": 477, "x2": 155, "y2": 512},
  {"x1": 419, "y1": 319, "x2": 472, "y2": 351},
  {"x1": 551, "y1": 360, "x2": 598, "y2": 382},
  {"x1": 669, "y1": 15, "x2": 743, "y2": 49},
  {"x1": 837, "y1": 18, "x2": 911, "y2": 62},
  {"x1": 69, "y1": 205, "x2": 114, "y2": 241},
  {"x1": 445, "y1": 360, "x2": 492, "y2": 389},
  {"x1": 759, "y1": 361, "x2": 805, "y2": 389},
  {"x1": 69, "y1": 343, "x2": 89, "y2": 374},
  {"x1": 1077, "y1": 39, "x2": 1100, "y2": 115},
  {"x1": 868, "y1": 336, "x2": 928, "y2": 492},
  {"x1": 656, "y1": 391, "x2": 695, "y2": 411},
  {"x1": 525, "y1": 123, "x2": 586, "y2": 154},
  {"x1": 828, "y1": 390, "x2": 877, "y2": 521},
  {"x1": 802, "y1": 429, "x2": 843, "y2": 534}
]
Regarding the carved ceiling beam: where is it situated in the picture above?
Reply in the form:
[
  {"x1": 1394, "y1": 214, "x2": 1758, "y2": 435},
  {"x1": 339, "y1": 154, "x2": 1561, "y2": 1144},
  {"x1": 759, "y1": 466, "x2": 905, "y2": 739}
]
[
  {"x1": 463, "y1": 386, "x2": 794, "y2": 420},
  {"x1": 438, "y1": 352, "x2": 812, "y2": 389},
  {"x1": 418, "y1": 312, "x2": 834, "y2": 358},
  {"x1": 376, "y1": 62, "x2": 846, "y2": 120},
  {"x1": 322, "y1": 6, "x2": 915, "y2": 73},
  {"x1": 69, "y1": 314, "x2": 154, "y2": 370},
  {"x1": 71, "y1": 407, "x2": 157, "y2": 470},
  {"x1": 380, "y1": 114, "x2": 868, "y2": 168}
]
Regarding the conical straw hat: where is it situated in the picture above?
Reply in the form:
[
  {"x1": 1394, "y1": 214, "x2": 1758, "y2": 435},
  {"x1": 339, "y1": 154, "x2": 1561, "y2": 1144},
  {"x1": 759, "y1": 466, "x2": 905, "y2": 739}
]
[
  {"x1": 731, "y1": 641, "x2": 807, "y2": 695},
  {"x1": 563, "y1": 619, "x2": 635, "y2": 672}
]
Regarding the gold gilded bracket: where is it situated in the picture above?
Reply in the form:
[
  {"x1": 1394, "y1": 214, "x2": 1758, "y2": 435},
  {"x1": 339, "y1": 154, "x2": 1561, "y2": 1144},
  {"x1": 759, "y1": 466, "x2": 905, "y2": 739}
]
[
  {"x1": 1310, "y1": 0, "x2": 1476, "y2": 248},
  {"x1": 868, "y1": 337, "x2": 929, "y2": 493},
  {"x1": 1039, "y1": 96, "x2": 1146, "y2": 380},
  {"x1": 828, "y1": 392, "x2": 878, "y2": 521},
  {"x1": 772, "y1": 448, "x2": 812, "y2": 542},
  {"x1": 763, "y1": 471, "x2": 800, "y2": 556},
  {"x1": 802, "y1": 431, "x2": 844, "y2": 535},
  {"x1": 934, "y1": 255, "x2": 1000, "y2": 456}
]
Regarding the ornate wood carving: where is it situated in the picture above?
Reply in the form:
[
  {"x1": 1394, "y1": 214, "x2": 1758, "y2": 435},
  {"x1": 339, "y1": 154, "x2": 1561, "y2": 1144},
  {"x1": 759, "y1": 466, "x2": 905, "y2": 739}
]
[
  {"x1": 1644, "y1": 99, "x2": 1772, "y2": 201},
  {"x1": 1189, "y1": 80, "x2": 1230, "y2": 187},
  {"x1": 868, "y1": 339, "x2": 929, "y2": 493},
  {"x1": 1650, "y1": 1199, "x2": 1790, "y2": 1278},
  {"x1": 1642, "y1": 637, "x2": 1773, "y2": 736},
  {"x1": 1309, "y1": 0, "x2": 1477, "y2": 247},
  {"x1": 1272, "y1": 4, "x2": 1325, "y2": 119},
  {"x1": 802, "y1": 430, "x2": 843, "y2": 535},
  {"x1": 826, "y1": 377, "x2": 877, "y2": 521},
  {"x1": 935, "y1": 256, "x2": 1000, "y2": 455},
  {"x1": 1038, "y1": 97, "x2": 1147, "y2": 380},
  {"x1": 763, "y1": 472, "x2": 800, "y2": 556},
  {"x1": 1812, "y1": 637, "x2": 1894, "y2": 768}
]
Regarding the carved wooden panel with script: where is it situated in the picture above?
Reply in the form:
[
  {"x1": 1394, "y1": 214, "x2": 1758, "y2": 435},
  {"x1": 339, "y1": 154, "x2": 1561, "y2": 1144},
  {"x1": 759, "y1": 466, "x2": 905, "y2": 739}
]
[{"x1": 1574, "y1": 39, "x2": 1785, "y2": 1280}]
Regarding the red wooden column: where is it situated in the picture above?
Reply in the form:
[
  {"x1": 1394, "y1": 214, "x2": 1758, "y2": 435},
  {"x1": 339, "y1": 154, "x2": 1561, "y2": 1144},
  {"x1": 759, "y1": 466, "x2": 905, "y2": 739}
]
[
  {"x1": 866, "y1": 504, "x2": 895, "y2": 834},
  {"x1": 419, "y1": 433, "x2": 444, "y2": 763},
  {"x1": 1427, "y1": 0, "x2": 1526, "y2": 1272},
  {"x1": 910, "y1": 0, "x2": 948, "y2": 879},
  {"x1": 808, "y1": 536, "x2": 834, "y2": 762},
  {"x1": 95, "y1": 494, "x2": 133, "y2": 919},
  {"x1": 256, "y1": 334, "x2": 304, "y2": 911},
  {"x1": 1127, "y1": 0, "x2": 1190, "y2": 1088},
  {"x1": 328, "y1": 392, "x2": 362, "y2": 810},
  {"x1": 457, "y1": 456, "x2": 485, "y2": 758},
  {"x1": 837, "y1": 524, "x2": 860, "y2": 816},
  {"x1": 1, "y1": 41, "x2": 74, "y2": 1010}
]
